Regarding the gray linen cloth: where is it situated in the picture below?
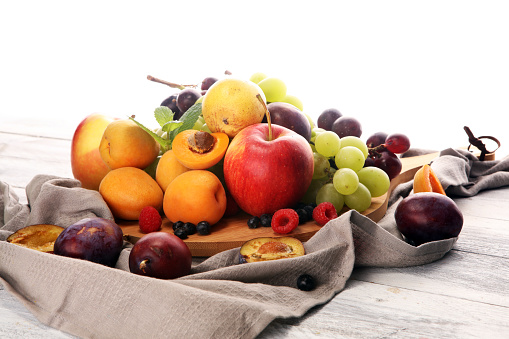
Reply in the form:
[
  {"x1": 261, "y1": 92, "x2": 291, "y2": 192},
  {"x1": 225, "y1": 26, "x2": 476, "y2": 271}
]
[{"x1": 1, "y1": 148, "x2": 508, "y2": 339}]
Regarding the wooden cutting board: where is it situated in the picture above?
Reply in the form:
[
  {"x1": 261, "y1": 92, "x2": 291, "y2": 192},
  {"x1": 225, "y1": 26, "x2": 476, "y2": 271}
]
[{"x1": 120, "y1": 152, "x2": 440, "y2": 256}]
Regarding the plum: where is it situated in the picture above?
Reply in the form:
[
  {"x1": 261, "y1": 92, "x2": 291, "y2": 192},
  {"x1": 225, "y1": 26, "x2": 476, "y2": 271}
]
[
  {"x1": 395, "y1": 192, "x2": 463, "y2": 245},
  {"x1": 266, "y1": 102, "x2": 311, "y2": 141},
  {"x1": 7, "y1": 224, "x2": 64, "y2": 253},
  {"x1": 53, "y1": 217, "x2": 123, "y2": 267},
  {"x1": 129, "y1": 232, "x2": 192, "y2": 279}
]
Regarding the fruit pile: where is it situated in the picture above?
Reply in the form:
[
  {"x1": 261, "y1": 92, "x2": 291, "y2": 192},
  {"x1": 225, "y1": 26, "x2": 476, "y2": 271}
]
[{"x1": 70, "y1": 71, "x2": 417, "y2": 239}]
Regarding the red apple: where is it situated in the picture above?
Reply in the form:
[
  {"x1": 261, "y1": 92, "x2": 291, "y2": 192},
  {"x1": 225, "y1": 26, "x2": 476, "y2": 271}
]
[
  {"x1": 71, "y1": 113, "x2": 116, "y2": 190},
  {"x1": 223, "y1": 123, "x2": 314, "y2": 216}
]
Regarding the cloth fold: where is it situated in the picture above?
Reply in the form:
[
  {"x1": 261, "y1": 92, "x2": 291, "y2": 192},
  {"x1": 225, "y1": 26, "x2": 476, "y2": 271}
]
[{"x1": 1, "y1": 148, "x2": 508, "y2": 339}]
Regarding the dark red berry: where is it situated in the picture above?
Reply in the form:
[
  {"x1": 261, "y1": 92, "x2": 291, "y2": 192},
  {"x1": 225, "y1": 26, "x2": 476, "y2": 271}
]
[
  {"x1": 271, "y1": 209, "x2": 299, "y2": 234},
  {"x1": 313, "y1": 202, "x2": 338, "y2": 226},
  {"x1": 138, "y1": 206, "x2": 162, "y2": 233}
]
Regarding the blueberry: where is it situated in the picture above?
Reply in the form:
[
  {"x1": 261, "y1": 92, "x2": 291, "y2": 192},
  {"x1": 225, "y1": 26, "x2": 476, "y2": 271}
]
[
  {"x1": 172, "y1": 221, "x2": 184, "y2": 231},
  {"x1": 296, "y1": 209, "x2": 309, "y2": 224},
  {"x1": 297, "y1": 274, "x2": 316, "y2": 291},
  {"x1": 260, "y1": 214, "x2": 272, "y2": 227},
  {"x1": 247, "y1": 216, "x2": 261, "y2": 229},
  {"x1": 196, "y1": 221, "x2": 211, "y2": 235},
  {"x1": 174, "y1": 227, "x2": 188, "y2": 239},
  {"x1": 303, "y1": 205, "x2": 315, "y2": 217},
  {"x1": 183, "y1": 222, "x2": 196, "y2": 235}
]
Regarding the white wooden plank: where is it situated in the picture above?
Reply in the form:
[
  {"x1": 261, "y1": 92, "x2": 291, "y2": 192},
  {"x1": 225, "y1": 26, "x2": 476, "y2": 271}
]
[
  {"x1": 351, "y1": 250, "x2": 509, "y2": 308},
  {"x1": 260, "y1": 280, "x2": 508, "y2": 339}
]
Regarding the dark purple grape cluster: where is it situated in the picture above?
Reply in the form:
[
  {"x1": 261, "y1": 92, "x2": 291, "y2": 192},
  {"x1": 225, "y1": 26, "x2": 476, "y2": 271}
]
[
  {"x1": 317, "y1": 109, "x2": 362, "y2": 138},
  {"x1": 365, "y1": 133, "x2": 411, "y2": 180},
  {"x1": 159, "y1": 76, "x2": 218, "y2": 119}
]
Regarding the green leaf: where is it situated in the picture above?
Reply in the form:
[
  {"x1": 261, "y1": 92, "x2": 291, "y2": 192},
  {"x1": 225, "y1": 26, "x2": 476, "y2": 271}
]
[
  {"x1": 168, "y1": 103, "x2": 203, "y2": 143},
  {"x1": 129, "y1": 116, "x2": 172, "y2": 152},
  {"x1": 161, "y1": 120, "x2": 184, "y2": 133},
  {"x1": 154, "y1": 106, "x2": 174, "y2": 128}
]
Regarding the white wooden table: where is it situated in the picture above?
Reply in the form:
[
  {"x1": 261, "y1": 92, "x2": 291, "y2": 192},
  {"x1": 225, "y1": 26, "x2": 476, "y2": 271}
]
[{"x1": 1, "y1": 117, "x2": 508, "y2": 339}]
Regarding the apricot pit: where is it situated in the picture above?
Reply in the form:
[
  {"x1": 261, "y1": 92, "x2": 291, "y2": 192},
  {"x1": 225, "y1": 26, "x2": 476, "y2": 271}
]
[{"x1": 172, "y1": 130, "x2": 229, "y2": 170}]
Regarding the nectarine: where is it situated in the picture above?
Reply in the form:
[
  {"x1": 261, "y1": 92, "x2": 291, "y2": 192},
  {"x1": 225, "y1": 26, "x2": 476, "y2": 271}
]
[{"x1": 71, "y1": 113, "x2": 116, "y2": 190}]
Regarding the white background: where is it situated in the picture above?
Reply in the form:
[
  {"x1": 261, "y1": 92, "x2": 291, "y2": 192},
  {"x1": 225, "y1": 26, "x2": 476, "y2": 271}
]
[{"x1": 1, "y1": 1, "x2": 508, "y2": 154}]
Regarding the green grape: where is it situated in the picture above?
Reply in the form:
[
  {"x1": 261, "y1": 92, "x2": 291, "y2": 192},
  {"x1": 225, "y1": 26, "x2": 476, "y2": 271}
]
[
  {"x1": 344, "y1": 183, "x2": 372, "y2": 212},
  {"x1": 249, "y1": 72, "x2": 267, "y2": 84},
  {"x1": 315, "y1": 131, "x2": 341, "y2": 158},
  {"x1": 339, "y1": 136, "x2": 368, "y2": 159},
  {"x1": 310, "y1": 143, "x2": 317, "y2": 152},
  {"x1": 192, "y1": 116, "x2": 205, "y2": 130},
  {"x1": 257, "y1": 77, "x2": 287, "y2": 102},
  {"x1": 333, "y1": 168, "x2": 359, "y2": 195},
  {"x1": 301, "y1": 177, "x2": 329, "y2": 204},
  {"x1": 334, "y1": 146, "x2": 365, "y2": 172},
  {"x1": 313, "y1": 152, "x2": 331, "y2": 179},
  {"x1": 281, "y1": 94, "x2": 304, "y2": 111},
  {"x1": 201, "y1": 123, "x2": 212, "y2": 133},
  {"x1": 316, "y1": 183, "x2": 345, "y2": 212},
  {"x1": 357, "y1": 167, "x2": 390, "y2": 197},
  {"x1": 303, "y1": 112, "x2": 315, "y2": 129}
]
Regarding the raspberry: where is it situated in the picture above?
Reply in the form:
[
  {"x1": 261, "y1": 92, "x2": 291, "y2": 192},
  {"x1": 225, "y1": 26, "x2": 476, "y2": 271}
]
[
  {"x1": 271, "y1": 209, "x2": 299, "y2": 234},
  {"x1": 139, "y1": 206, "x2": 162, "y2": 233},
  {"x1": 312, "y1": 202, "x2": 338, "y2": 226}
]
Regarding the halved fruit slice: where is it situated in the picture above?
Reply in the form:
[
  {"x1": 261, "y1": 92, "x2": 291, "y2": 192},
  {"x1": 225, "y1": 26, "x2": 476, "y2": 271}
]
[
  {"x1": 6, "y1": 224, "x2": 65, "y2": 253},
  {"x1": 413, "y1": 164, "x2": 446, "y2": 195}
]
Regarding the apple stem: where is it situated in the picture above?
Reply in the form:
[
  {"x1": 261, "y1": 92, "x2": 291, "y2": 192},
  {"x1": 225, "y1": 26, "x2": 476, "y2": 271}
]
[
  {"x1": 147, "y1": 75, "x2": 197, "y2": 90},
  {"x1": 257, "y1": 94, "x2": 272, "y2": 141}
]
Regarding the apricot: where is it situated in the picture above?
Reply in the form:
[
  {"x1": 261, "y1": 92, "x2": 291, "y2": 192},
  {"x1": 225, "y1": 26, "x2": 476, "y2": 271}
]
[
  {"x1": 413, "y1": 164, "x2": 446, "y2": 195},
  {"x1": 99, "y1": 167, "x2": 164, "y2": 220},
  {"x1": 163, "y1": 170, "x2": 227, "y2": 226},
  {"x1": 172, "y1": 130, "x2": 229, "y2": 170},
  {"x1": 155, "y1": 150, "x2": 191, "y2": 192},
  {"x1": 99, "y1": 119, "x2": 160, "y2": 170}
]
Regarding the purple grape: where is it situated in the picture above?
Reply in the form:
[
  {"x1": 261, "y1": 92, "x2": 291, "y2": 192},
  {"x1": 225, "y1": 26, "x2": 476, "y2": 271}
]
[
  {"x1": 176, "y1": 88, "x2": 201, "y2": 113},
  {"x1": 317, "y1": 108, "x2": 342, "y2": 131},
  {"x1": 373, "y1": 150, "x2": 402, "y2": 180},
  {"x1": 160, "y1": 93, "x2": 182, "y2": 119},
  {"x1": 366, "y1": 132, "x2": 388, "y2": 148},
  {"x1": 385, "y1": 133, "x2": 411, "y2": 154},
  {"x1": 201, "y1": 77, "x2": 218, "y2": 91},
  {"x1": 331, "y1": 116, "x2": 362, "y2": 138}
]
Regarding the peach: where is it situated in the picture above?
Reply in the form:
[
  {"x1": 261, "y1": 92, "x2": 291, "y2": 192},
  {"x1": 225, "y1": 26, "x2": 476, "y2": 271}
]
[
  {"x1": 99, "y1": 119, "x2": 160, "y2": 170},
  {"x1": 71, "y1": 113, "x2": 116, "y2": 190},
  {"x1": 163, "y1": 170, "x2": 226, "y2": 226},
  {"x1": 155, "y1": 150, "x2": 191, "y2": 192},
  {"x1": 99, "y1": 167, "x2": 164, "y2": 220}
]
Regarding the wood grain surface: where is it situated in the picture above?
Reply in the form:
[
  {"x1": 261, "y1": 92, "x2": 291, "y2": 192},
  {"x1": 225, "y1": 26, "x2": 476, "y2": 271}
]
[{"x1": 1, "y1": 120, "x2": 508, "y2": 339}]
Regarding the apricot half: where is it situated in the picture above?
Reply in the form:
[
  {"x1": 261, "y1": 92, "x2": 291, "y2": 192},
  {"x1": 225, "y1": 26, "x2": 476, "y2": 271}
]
[
  {"x1": 6, "y1": 224, "x2": 64, "y2": 253},
  {"x1": 413, "y1": 164, "x2": 446, "y2": 195},
  {"x1": 172, "y1": 130, "x2": 229, "y2": 170}
]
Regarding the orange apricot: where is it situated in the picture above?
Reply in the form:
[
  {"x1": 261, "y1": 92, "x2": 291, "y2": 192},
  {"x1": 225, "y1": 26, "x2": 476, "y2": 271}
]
[
  {"x1": 163, "y1": 170, "x2": 227, "y2": 226},
  {"x1": 155, "y1": 150, "x2": 191, "y2": 192},
  {"x1": 413, "y1": 164, "x2": 446, "y2": 195},
  {"x1": 99, "y1": 167, "x2": 164, "y2": 220},
  {"x1": 172, "y1": 130, "x2": 229, "y2": 170}
]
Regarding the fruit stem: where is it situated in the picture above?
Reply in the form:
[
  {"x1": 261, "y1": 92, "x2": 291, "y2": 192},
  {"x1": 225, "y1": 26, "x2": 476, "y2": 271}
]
[
  {"x1": 147, "y1": 75, "x2": 197, "y2": 90},
  {"x1": 139, "y1": 259, "x2": 149, "y2": 273},
  {"x1": 257, "y1": 94, "x2": 272, "y2": 141}
]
